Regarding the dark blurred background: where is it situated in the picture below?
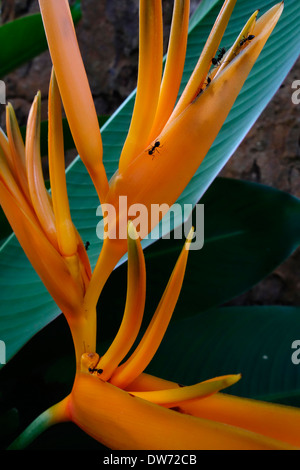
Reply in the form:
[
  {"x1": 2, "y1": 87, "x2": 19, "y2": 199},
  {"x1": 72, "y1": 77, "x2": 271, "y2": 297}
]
[{"x1": 1, "y1": 0, "x2": 300, "y2": 307}]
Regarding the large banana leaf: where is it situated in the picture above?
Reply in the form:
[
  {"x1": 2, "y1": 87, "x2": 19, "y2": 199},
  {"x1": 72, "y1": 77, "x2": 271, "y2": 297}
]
[
  {"x1": 147, "y1": 306, "x2": 300, "y2": 407},
  {"x1": 0, "y1": 0, "x2": 299, "y2": 364}
]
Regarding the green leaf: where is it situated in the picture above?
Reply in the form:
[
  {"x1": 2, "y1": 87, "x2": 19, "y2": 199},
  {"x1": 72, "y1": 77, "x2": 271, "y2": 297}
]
[
  {"x1": 147, "y1": 306, "x2": 300, "y2": 407},
  {"x1": 142, "y1": 177, "x2": 300, "y2": 318},
  {"x1": 0, "y1": 1, "x2": 82, "y2": 78},
  {"x1": 1, "y1": 0, "x2": 300, "y2": 363}
]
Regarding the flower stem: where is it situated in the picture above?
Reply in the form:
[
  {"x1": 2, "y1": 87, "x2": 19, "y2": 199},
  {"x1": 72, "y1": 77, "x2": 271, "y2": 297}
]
[{"x1": 7, "y1": 396, "x2": 70, "y2": 450}]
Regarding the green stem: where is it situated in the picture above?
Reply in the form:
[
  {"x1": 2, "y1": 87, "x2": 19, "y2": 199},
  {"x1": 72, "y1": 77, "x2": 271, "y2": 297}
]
[{"x1": 7, "y1": 396, "x2": 70, "y2": 450}]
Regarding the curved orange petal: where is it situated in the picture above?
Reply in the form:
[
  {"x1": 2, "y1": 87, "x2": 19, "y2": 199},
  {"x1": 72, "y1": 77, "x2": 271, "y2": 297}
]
[
  {"x1": 148, "y1": 0, "x2": 190, "y2": 142},
  {"x1": 126, "y1": 372, "x2": 300, "y2": 449},
  {"x1": 129, "y1": 374, "x2": 241, "y2": 405},
  {"x1": 0, "y1": 147, "x2": 40, "y2": 229},
  {"x1": 6, "y1": 103, "x2": 31, "y2": 202},
  {"x1": 48, "y1": 69, "x2": 78, "y2": 257},
  {"x1": 25, "y1": 92, "x2": 58, "y2": 250},
  {"x1": 96, "y1": 222, "x2": 146, "y2": 381},
  {"x1": 0, "y1": 127, "x2": 15, "y2": 176},
  {"x1": 213, "y1": 10, "x2": 259, "y2": 78},
  {"x1": 109, "y1": 229, "x2": 193, "y2": 389},
  {"x1": 69, "y1": 373, "x2": 297, "y2": 450},
  {"x1": 180, "y1": 393, "x2": 300, "y2": 449},
  {"x1": 119, "y1": 0, "x2": 163, "y2": 172},
  {"x1": 38, "y1": 0, "x2": 108, "y2": 203},
  {"x1": 0, "y1": 180, "x2": 82, "y2": 313},
  {"x1": 167, "y1": 0, "x2": 237, "y2": 125}
]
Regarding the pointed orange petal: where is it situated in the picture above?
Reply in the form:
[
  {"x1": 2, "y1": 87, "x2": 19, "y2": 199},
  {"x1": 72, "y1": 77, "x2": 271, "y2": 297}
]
[
  {"x1": 0, "y1": 147, "x2": 40, "y2": 229},
  {"x1": 0, "y1": 180, "x2": 82, "y2": 313},
  {"x1": 148, "y1": 0, "x2": 190, "y2": 142},
  {"x1": 0, "y1": 127, "x2": 15, "y2": 176},
  {"x1": 25, "y1": 92, "x2": 58, "y2": 250},
  {"x1": 38, "y1": 0, "x2": 109, "y2": 203},
  {"x1": 214, "y1": 10, "x2": 259, "y2": 78},
  {"x1": 109, "y1": 3, "x2": 284, "y2": 223},
  {"x1": 110, "y1": 229, "x2": 194, "y2": 389},
  {"x1": 167, "y1": 0, "x2": 237, "y2": 124},
  {"x1": 130, "y1": 374, "x2": 241, "y2": 405},
  {"x1": 118, "y1": 0, "x2": 163, "y2": 172},
  {"x1": 69, "y1": 373, "x2": 297, "y2": 450},
  {"x1": 48, "y1": 72, "x2": 89, "y2": 299},
  {"x1": 6, "y1": 103, "x2": 31, "y2": 202},
  {"x1": 180, "y1": 393, "x2": 300, "y2": 449},
  {"x1": 48, "y1": 68, "x2": 78, "y2": 257},
  {"x1": 96, "y1": 222, "x2": 146, "y2": 381},
  {"x1": 126, "y1": 371, "x2": 300, "y2": 449}
]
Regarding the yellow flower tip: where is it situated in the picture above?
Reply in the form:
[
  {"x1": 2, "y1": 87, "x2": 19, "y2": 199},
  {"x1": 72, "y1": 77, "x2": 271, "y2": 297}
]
[
  {"x1": 127, "y1": 220, "x2": 139, "y2": 241},
  {"x1": 205, "y1": 373, "x2": 242, "y2": 389},
  {"x1": 129, "y1": 373, "x2": 241, "y2": 405},
  {"x1": 6, "y1": 102, "x2": 21, "y2": 137},
  {"x1": 35, "y1": 90, "x2": 42, "y2": 102},
  {"x1": 227, "y1": 373, "x2": 241, "y2": 386},
  {"x1": 185, "y1": 226, "x2": 195, "y2": 248}
]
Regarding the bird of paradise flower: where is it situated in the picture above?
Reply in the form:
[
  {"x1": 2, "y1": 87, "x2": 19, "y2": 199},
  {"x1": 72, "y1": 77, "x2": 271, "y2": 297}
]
[{"x1": 1, "y1": 0, "x2": 300, "y2": 450}]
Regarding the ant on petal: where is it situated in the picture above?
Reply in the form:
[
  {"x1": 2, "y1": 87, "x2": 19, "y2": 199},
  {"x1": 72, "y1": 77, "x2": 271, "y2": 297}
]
[
  {"x1": 148, "y1": 140, "x2": 162, "y2": 158},
  {"x1": 88, "y1": 367, "x2": 103, "y2": 375},
  {"x1": 212, "y1": 47, "x2": 226, "y2": 66},
  {"x1": 239, "y1": 34, "x2": 255, "y2": 47}
]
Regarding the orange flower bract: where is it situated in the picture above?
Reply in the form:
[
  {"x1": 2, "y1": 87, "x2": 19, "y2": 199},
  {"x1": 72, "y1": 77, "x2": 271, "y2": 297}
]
[{"x1": 3, "y1": 0, "x2": 300, "y2": 451}]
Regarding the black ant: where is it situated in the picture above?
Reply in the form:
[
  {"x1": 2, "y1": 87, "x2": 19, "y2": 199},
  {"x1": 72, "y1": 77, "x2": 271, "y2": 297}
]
[
  {"x1": 239, "y1": 34, "x2": 255, "y2": 47},
  {"x1": 212, "y1": 47, "x2": 226, "y2": 66},
  {"x1": 88, "y1": 367, "x2": 103, "y2": 374},
  {"x1": 148, "y1": 140, "x2": 161, "y2": 158},
  {"x1": 85, "y1": 241, "x2": 90, "y2": 251},
  {"x1": 196, "y1": 76, "x2": 211, "y2": 98}
]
